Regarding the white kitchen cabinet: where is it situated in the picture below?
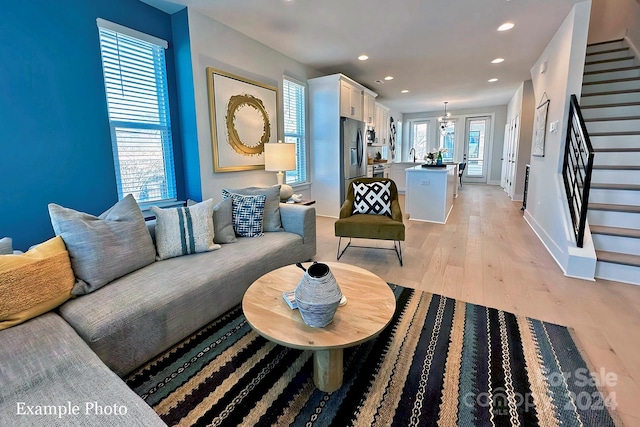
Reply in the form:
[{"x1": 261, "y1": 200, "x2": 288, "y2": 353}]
[
  {"x1": 340, "y1": 80, "x2": 363, "y2": 122},
  {"x1": 383, "y1": 164, "x2": 391, "y2": 179},
  {"x1": 366, "y1": 165, "x2": 373, "y2": 178},
  {"x1": 308, "y1": 74, "x2": 374, "y2": 217},
  {"x1": 375, "y1": 103, "x2": 390, "y2": 144},
  {"x1": 363, "y1": 90, "x2": 376, "y2": 127}
]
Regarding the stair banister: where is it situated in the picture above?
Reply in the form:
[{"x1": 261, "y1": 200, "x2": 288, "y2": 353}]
[{"x1": 562, "y1": 94, "x2": 595, "y2": 248}]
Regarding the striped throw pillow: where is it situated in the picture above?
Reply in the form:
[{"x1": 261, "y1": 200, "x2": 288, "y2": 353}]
[{"x1": 151, "y1": 199, "x2": 221, "y2": 260}]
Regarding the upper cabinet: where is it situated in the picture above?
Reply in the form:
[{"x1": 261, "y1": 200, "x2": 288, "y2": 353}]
[
  {"x1": 362, "y1": 90, "x2": 376, "y2": 126},
  {"x1": 375, "y1": 102, "x2": 390, "y2": 145},
  {"x1": 339, "y1": 80, "x2": 363, "y2": 122}
]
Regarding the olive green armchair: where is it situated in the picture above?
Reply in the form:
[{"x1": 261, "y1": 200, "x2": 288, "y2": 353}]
[{"x1": 334, "y1": 178, "x2": 405, "y2": 266}]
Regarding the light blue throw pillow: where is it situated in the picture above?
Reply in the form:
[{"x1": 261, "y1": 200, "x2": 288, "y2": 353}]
[
  {"x1": 0, "y1": 237, "x2": 13, "y2": 255},
  {"x1": 223, "y1": 186, "x2": 283, "y2": 232},
  {"x1": 48, "y1": 194, "x2": 156, "y2": 295},
  {"x1": 222, "y1": 190, "x2": 266, "y2": 237}
]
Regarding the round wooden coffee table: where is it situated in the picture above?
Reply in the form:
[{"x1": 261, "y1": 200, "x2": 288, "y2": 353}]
[{"x1": 242, "y1": 262, "x2": 395, "y2": 392}]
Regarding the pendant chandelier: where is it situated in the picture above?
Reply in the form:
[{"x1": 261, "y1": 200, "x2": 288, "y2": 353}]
[{"x1": 438, "y1": 101, "x2": 452, "y2": 136}]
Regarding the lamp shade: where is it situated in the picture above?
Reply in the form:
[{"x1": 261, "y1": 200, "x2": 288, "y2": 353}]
[{"x1": 264, "y1": 142, "x2": 296, "y2": 171}]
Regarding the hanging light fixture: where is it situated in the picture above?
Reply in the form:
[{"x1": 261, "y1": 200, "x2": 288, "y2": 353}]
[{"x1": 438, "y1": 102, "x2": 452, "y2": 136}]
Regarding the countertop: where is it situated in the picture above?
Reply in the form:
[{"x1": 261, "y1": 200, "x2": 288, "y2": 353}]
[{"x1": 406, "y1": 164, "x2": 455, "y2": 172}]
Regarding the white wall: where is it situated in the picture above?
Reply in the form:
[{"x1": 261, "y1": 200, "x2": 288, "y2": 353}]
[
  {"x1": 402, "y1": 105, "x2": 507, "y2": 185},
  {"x1": 524, "y1": 0, "x2": 596, "y2": 280},
  {"x1": 589, "y1": 0, "x2": 640, "y2": 52},
  {"x1": 186, "y1": 9, "x2": 321, "y2": 202}
]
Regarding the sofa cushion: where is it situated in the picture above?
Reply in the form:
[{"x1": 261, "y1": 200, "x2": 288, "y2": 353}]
[
  {"x1": 212, "y1": 197, "x2": 237, "y2": 243},
  {"x1": 151, "y1": 199, "x2": 220, "y2": 260},
  {"x1": 48, "y1": 195, "x2": 156, "y2": 295},
  {"x1": 0, "y1": 237, "x2": 74, "y2": 330},
  {"x1": 352, "y1": 181, "x2": 392, "y2": 216},
  {"x1": 58, "y1": 231, "x2": 307, "y2": 376},
  {"x1": 223, "y1": 186, "x2": 283, "y2": 231},
  {"x1": 0, "y1": 237, "x2": 12, "y2": 254},
  {"x1": 0, "y1": 313, "x2": 165, "y2": 426},
  {"x1": 222, "y1": 190, "x2": 266, "y2": 237}
]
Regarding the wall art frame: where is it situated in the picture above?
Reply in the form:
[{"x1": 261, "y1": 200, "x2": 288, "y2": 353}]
[
  {"x1": 532, "y1": 93, "x2": 550, "y2": 157},
  {"x1": 207, "y1": 67, "x2": 278, "y2": 172}
]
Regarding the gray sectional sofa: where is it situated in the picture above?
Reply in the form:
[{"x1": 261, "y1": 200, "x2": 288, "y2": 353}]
[{"x1": 0, "y1": 202, "x2": 316, "y2": 426}]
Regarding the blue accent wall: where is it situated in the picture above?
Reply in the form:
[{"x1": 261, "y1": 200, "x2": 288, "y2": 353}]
[{"x1": 0, "y1": 0, "x2": 185, "y2": 250}]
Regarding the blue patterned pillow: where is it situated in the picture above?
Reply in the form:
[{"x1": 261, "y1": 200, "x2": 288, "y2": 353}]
[{"x1": 222, "y1": 190, "x2": 266, "y2": 237}]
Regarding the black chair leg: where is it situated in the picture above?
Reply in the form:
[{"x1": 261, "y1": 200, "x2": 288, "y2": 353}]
[
  {"x1": 336, "y1": 237, "x2": 352, "y2": 260},
  {"x1": 394, "y1": 241, "x2": 403, "y2": 266}
]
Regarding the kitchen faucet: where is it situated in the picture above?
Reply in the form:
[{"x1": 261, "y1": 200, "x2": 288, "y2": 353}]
[{"x1": 409, "y1": 147, "x2": 416, "y2": 162}]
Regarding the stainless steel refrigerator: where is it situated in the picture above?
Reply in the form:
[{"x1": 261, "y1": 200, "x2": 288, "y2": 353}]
[{"x1": 340, "y1": 117, "x2": 366, "y2": 205}]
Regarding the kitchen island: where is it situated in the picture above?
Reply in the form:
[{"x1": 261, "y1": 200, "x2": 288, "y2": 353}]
[{"x1": 405, "y1": 164, "x2": 457, "y2": 223}]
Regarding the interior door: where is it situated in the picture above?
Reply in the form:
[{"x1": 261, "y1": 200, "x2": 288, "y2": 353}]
[
  {"x1": 462, "y1": 116, "x2": 491, "y2": 184},
  {"x1": 505, "y1": 116, "x2": 519, "y2": 198}
]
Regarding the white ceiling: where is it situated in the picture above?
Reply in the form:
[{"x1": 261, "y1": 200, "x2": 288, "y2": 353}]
[{"x1": 140, "y1": 0, "x2": 585, "y2": 114}]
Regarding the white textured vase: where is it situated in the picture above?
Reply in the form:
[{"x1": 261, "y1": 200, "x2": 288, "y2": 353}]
[{"x1": 295, "y1": 263, "x2": 342, "y2": 327}]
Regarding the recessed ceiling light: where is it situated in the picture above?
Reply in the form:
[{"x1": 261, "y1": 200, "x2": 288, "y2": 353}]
[
  {"x1": 358, "y1": 54, "x2": 369, "y2": 61},
  {"x1": 491, "y1": 58, "x2": 505, "y2": 64},
  {"x1": 384, "y1": 76, "x2": 394, "y2": 81},
  {"x1": 488, "y1": 78, "x2": 499, "y2": 83},
  {"x1": 497, "y1": 22, "x2": 515, "y2": 31},
  {"x1": 401, "y1": 89, "x2": 409, "y2": 93}
]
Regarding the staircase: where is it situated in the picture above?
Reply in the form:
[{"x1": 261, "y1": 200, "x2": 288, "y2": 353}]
[{"x1": 580, "y1": 39, "x2": 640, "y2": 285}]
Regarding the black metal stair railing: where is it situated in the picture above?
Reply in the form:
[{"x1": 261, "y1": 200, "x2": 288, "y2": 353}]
[{"x1": 562, "y1": 94, "x2": 595, "y2": 248}]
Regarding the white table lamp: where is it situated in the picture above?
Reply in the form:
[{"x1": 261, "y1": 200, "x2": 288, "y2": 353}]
[{"x1": 264, "y1": 141, "x2": 296, "y2": 201}]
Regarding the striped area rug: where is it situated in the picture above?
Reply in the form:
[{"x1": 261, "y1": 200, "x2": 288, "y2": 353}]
[{"x1": 126, "y1": 285, "x2": 619, "y2": 426}]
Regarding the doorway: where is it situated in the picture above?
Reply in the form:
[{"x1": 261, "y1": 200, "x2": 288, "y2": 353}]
[{"x1": 462, "y1": 116, "x2": 491, "y2": 184}]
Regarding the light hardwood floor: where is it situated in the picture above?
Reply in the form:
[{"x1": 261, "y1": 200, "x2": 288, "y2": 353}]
[{"x1": 312, "y1": 184, "x2": 640, "y2": 426}]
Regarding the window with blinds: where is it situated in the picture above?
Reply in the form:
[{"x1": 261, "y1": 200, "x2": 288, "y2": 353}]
[
  {"x1": 97, "y1": 20, "x2": 176, "y2": 203},
  {"x1": 282, "y1": 77, "x2": 307, "y2": 184}
]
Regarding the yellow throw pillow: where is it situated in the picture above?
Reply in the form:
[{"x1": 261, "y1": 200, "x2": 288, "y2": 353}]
[{"x1": 0, "y1": 236, "x2": 75, "y2": 330}]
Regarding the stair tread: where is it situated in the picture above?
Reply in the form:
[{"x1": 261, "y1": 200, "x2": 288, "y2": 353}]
[
  {"x1": 581, "y1": 101, "x2": 640, "y2": 109},
  {"x1": 589, "y1": 183, "x2": 640, "y2": 190},
  {"x1": 582, "y1": 88, "x2": 640, "y2": 97},
  {"x1": 584, "y1": 65, "x2": 640, "y2": 75},
  {"x1": 586, "y1": 47, "x2": 629, "y2": 56},
  {"x1": 587, "y1": 39, "x2": 625, "y2": 48},
  {"x1": 596, "y1": 250, "x2": 640, "y2": 267},
  {"x1": 592, "y1": 165, "x2": 640, "y2": 170},
  {"x1": 589, "y1": 203, "x2": 640, "y2": 213},
  {"x1": 591, "y1": 225, "x2": 640, "y2": 239},
  {"x1": 592, "y1": 147, "x2": 640, "y2": 152},
  {"x1": 584, "y1": 115, "x2": 640, "y2": 122},
  {"x1": 583, "y1": 77, "x2": 640, "y2": 85},
  {"x1": 585, "y1": 56, "x2": 635, "y2": 65},
  {"x1": 589, "y1": 131, "x2": 640, "y2": 137}
]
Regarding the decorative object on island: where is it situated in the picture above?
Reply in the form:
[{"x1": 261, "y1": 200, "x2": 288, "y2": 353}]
[
  {"x1": 207, "y1": 67, "x2": 278, "y2": 172},
  {"x1": 294, "y1": 262, "x2": 343, "y2": 328},
  {"x1": 438, "y1": 101, "x2": 452, "y2": 136},
  {"x1": 264, "y1": 141, "x2": 296, "y2": 200},
  {"x1": 424, "y1": 147, "x2": 448, "y2": 165},
  {"x1": 533, "y1": 92, "x2": 550, "y2": 157}
]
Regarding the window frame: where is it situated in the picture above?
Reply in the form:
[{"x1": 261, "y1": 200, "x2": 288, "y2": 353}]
[
  {"x1": 282, "y1": 75, "x2": 308, "y2": 185},
  {"x1": 409, "y1": 119, "x2": 431, "y2": 161},
  {"x1": 96, "y1": 18, "x2": 177, "y2": 206}
]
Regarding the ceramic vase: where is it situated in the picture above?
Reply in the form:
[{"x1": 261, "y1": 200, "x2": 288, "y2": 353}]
[{"x1": 295, "y1": 263, "x2": 342, "y2": 327}]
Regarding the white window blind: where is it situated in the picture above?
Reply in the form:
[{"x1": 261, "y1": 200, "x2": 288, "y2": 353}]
[
  {"x1": 97, "y1": 22, "x2": 176, "y2": 203},
  {"x1": 283, "y1": 77, "x2": 307, "y2": 184}
]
